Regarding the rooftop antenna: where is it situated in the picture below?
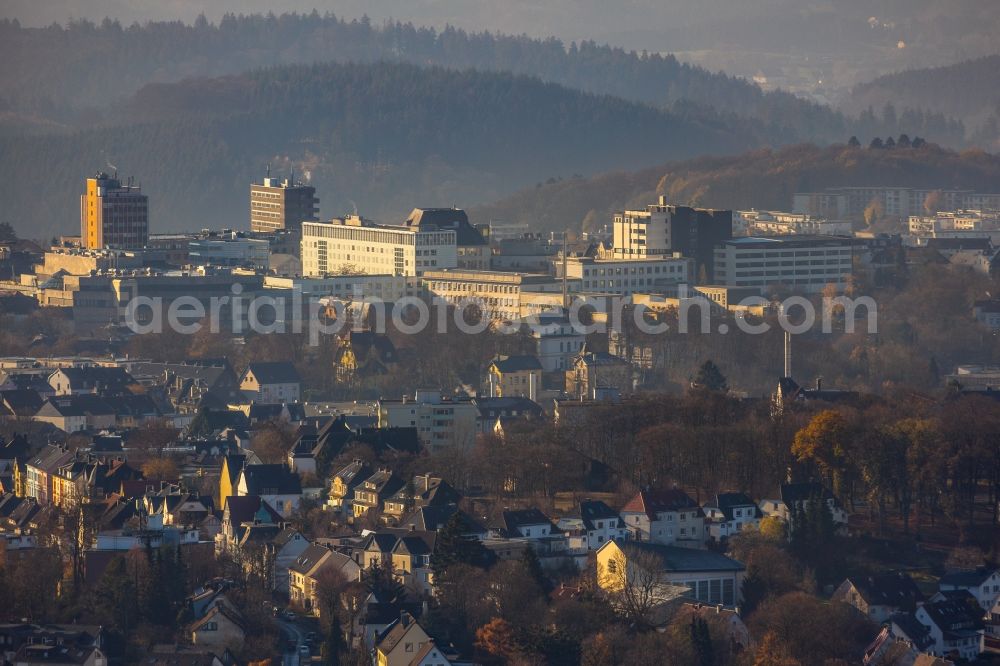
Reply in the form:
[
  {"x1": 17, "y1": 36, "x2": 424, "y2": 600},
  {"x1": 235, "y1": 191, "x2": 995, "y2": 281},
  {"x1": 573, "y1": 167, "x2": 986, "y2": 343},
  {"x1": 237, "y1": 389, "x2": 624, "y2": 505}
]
[{"x1": 266, "y1": 162, "x2": 271, "y2": 179}]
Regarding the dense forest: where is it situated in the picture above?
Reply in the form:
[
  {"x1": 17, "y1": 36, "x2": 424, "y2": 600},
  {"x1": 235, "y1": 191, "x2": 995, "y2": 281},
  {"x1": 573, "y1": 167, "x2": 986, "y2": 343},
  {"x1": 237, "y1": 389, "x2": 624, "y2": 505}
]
[
  {"x1": 471, "y1": 141, "x2": 1000, "y2": 234},
  {"x1": 0, "y1": 13, "x2": 968, "y2": 147},
  {"x1": 842, "y1": 55, "x2": 1000, "y2": 150},
  {"x1": 0, "y1": 61, "x2": 776, "y2": 239}
]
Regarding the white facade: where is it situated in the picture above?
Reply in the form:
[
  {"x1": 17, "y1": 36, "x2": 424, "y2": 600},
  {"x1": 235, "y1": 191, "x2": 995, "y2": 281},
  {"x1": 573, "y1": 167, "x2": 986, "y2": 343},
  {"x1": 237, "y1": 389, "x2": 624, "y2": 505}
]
[
  {"x1": 301, "y1": 217, "x2": 457, "y2": 277},
  {"x1": 378, "y1": 390, "x2": 479, "y2": 452},
  {"x1": 940, "y1": 570, "x2": 1000, "y2": 613},
  {"x1": 188, "y1": 235, "x2": 270, "y2": 270},
  {"x1": 263, "y1": 274, "x2": 415, "y2": 302},
  {"x1": 915, "y1": 605, "x2": 983, "y2": 661},
  {"x1": 714, "y1": 235, "x2": 855, "y2": 293},
  {"x1": 621, "y1": 508, "x2": 706, "y2": 547},
  {"x1": 566, "y1": 255, "x2": 691, "y2": 296}
]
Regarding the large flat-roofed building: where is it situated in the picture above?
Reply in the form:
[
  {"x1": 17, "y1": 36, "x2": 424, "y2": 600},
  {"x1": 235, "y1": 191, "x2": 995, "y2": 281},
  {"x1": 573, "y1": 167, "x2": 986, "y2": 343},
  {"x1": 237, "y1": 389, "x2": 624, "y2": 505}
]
[
  {"x1": 793, "y1": 187, "x2": 1000, "y2": 219},
  {"x1": 188, "y1": 231, "x2": 270, "y2": 270},
  {"x1": 422, "y1": 269, "x2": 567, "y2": 322},
  {"x1": 612, "y1": 196, "x2": 732, "y2": 281},
  {"x1": 713, "y1": 235, "x2": 855, "y2": 293},
  {"x1": 301, "y1": 216, "x2": 457, "y2": 277},
  {"x1": 735, "y1": 210, "x2": 852, "y2": 237},
  {"x1": 263, "y1": 274, "x2": 419, "y2": 302},
  {"x1": 378, "y1": 389, "x2": 479, "y2": 452},
  {"x1": 564, "y1": 255, "x2": 692, "y2": 296},
  {"x1": 80, "y1": 172, "x2": 149, "y2": 250},
  {"x1": 250, "y1": 175, "x2": 319, "y2": 233}
]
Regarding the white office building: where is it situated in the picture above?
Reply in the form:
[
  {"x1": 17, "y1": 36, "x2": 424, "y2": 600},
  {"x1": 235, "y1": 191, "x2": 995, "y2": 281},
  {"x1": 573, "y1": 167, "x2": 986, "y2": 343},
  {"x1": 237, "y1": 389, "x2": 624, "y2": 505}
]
[
  {"x1": 713, "y1": 235, "x2": 855, "y2": 293},
  {"x1": 301, "y1": 216, "x2": 457, "y2": 277}
]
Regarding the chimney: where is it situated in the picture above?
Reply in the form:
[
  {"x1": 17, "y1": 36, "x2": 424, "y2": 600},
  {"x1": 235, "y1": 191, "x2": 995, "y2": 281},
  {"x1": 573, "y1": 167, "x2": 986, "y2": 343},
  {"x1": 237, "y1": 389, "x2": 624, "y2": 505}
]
[{"x1": 815, "y1": 377, "x2": 822, "y2": 390}]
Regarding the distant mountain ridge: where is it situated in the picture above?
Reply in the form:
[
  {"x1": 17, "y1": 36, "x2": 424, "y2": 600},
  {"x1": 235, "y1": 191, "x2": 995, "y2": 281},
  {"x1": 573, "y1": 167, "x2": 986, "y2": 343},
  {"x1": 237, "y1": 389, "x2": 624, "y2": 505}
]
[
  {"x1": 0, "y1": 61, "x2": 765, "y2": 240},
  {"x1": 470, "y1": 142, "x2": 1000, "y2": 234},
  {"x1": 0, "y1": 12, "x2": 953, "y2": 146},
  {"x1": 842, "y1": 55, "x2": 1000, "y2": 148}
]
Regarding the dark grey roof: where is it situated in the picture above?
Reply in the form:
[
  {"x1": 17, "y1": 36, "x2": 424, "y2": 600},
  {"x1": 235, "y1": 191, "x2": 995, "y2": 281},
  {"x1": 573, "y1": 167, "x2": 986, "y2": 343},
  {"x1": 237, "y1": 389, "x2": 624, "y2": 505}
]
[
  {"x1": 240, "y1": 464, "x2": 301, "y2": 496},
  {"x1": 618, "y1": 541, "x2": 745, "y2": 573},
  {"x1": 400, "y1": 505, "x2": 486, "y2": 535},
  {"x1": 36, "y1": 395, "x2": 115, "y2": 418},
  {"x1": 940, "y1": 567, "x2": 998, "y2": 588},
  {"x1": 243, "y1": 362, "x2": 301, "y2": 385},
  {"x1": 490, "y1": 355, "x2": 543, "y2": 373},
  {"x1": 0, "y1": 389, "x2": 44, "y2": 416},
  {"x1": 404, "y1": 208, "x2": 486, "y2": 246},
  {"x1": 473, "y1": 396, "x2": 544, "y2": 420},
  {"x1": 578, "y1": 500, "x2": 624, "y2": 531},
  {"x1": 845, "y1": 572, "x2": 924, "y2": 608},
  {"x1": 890, "y1": 612, "x2": 933, "y2": 650}
]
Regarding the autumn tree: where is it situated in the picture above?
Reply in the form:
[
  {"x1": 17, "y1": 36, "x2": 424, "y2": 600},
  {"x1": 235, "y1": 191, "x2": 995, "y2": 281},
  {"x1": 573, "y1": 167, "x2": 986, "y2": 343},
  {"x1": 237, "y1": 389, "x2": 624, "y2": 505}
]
[{"x1": 791, "y1": 410, "x2": 851, "y2": 496}]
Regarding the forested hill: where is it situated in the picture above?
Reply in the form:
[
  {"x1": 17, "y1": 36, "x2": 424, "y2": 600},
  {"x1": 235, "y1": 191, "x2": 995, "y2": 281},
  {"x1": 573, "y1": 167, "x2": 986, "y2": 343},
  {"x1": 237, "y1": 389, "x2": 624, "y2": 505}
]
[
  {"x1": 0, "y1": 61, "x2": 766, "y2": 240},
  {"x1": 842, "y1": 55, "x2": 1000, "y2": 148},
  {"x1": 0, "y1": 13, "x2": 924, "y2": 145},
  {"x1": 470, "y1": 142, "x2": 1000, "y2": 234}
]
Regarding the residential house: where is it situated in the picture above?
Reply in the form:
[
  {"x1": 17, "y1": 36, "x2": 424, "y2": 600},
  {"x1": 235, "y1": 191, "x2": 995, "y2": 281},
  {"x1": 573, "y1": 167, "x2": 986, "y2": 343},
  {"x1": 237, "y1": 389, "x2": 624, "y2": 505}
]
[
  {"x1": 23, "y1": 445, "x2": 76, "y2": 504},
  {"x1": 596, "y1": 540, "x2": 746, "y2": 607},
  {"x1": 216, "y1": 495, "x2": 284, "y2": 554},
  {"x1": 471, "y1": 396, "x2": 544, "y2": 435},
  {"x1": 681, "y1": 602, "x2": 752, "y2": 652},
  {"x1": 938, "y1": 568, "x2": 1000, "y2": 613},
  {"x1": 891, "y1": 596, "x2": 985, "y2": 661},
  {"x1": 238, "y1": 362, "x2": 301, "y2": 403},
  {"x1": 489, "y1": 508, "x2": 558, "y2": 541},
  {"x1": 328, "y1": 459, "x2": 373, "y2": 515},
  {"x1": 557, "y1": 499, "x2": 627, "y2": 551},
  {"x1": 189, "y1": 604, "x2": 246, "y2": 653},
  {"x1": 358, "y1": 530, "x2": 438, "y2": 597},
  {"x1": 289, "y1": 543, "x2": 361, "y2": 614},
  {"x1": 382, "y1": 475, "x2": 461, "y2": 525},
  {"x1": 145, "y1": 644, "x2": 227, "y2": 666},
  {"x1": 974, "y1": 300, "x2": 1000, "y2": 331},
  {"x1": 218, "y1": 453, "x2": 260, "y2": 509},
  {"x1": 48, "y1": 366, "x2": 136, "y2": 396},
  {"x1": 620, "y1": 488, "x2": 706, "y2": 547},
  {"x1": 406, "y1": 640, "x2": 453, "y2": 666},
  {"x1": 832, "y1": 572, "x2": 924, "y2": 623},
  {"x1": 565, "y1": 351, "x2": 632, "y2": 399},
  {"x1": 333, "y1": 331, "x2": 399, "y2": 386},
  {"x1": 352, "y1": 468, "x2": 406, "y2": 520},
  {"x1": 485, "y1": 355, "x2": 543, "y2": 398},
  {"x1": 235, "y1": 464, "x2": 302, "y2": 517},
  {"x1": 11, "y1": 643, "x2": 106, "y2": 666},
  {"x1": 269, "y1": 527, "x2": 311, "y2": 592},
  {"x1": 0, "y1": 623, "x2": 105, "y2": 666},
  {"x1": 398, "y1": 505, "x2": 487, "y2": 540},
  {"x1": 702, "y1": 493, "x2": 763, "y2": 542},
  {"x1": 33, "y1": 395, "x2": 116, "y2": 433},
  {"x1": 0, "y1": 389, "x2": 45, "y2": 419},
  {"x1": 373, "y1": 612, "x2": 433, "y2": 666},
  {"x1": 758, "y1": 482, "x2": 850, "y2": 532}
]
